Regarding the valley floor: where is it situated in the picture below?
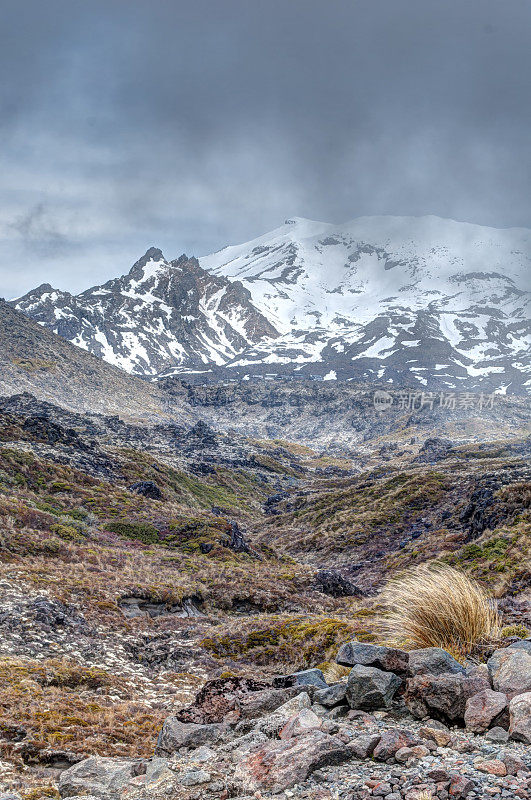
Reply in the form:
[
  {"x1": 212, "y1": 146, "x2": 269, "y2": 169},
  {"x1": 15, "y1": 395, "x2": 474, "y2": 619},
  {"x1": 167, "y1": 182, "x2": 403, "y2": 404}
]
[{"x1": 0, "y1": 388, "x2": 529, "y2": 798}]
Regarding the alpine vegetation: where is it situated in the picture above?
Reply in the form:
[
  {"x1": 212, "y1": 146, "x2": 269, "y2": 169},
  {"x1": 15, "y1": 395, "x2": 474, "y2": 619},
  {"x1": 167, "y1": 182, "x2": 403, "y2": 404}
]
[{"x1": 379, "y1": 564, "x2": 501, "y2": 658}]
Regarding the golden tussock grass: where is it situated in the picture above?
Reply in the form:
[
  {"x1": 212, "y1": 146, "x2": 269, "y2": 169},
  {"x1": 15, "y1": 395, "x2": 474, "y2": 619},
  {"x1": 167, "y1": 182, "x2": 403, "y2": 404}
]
[{"x1": 379, "y1": 564, "x2": 500, "y2": 658}]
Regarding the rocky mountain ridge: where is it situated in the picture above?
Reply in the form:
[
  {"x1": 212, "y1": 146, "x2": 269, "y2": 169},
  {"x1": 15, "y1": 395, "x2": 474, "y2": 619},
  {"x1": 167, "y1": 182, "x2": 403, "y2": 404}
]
[
  {"x1": 12, "y1": 249, "x2": 278, "y2": 377},
  {"x1": 11, "y1": 215, "x2": 531, "y2": 394}
]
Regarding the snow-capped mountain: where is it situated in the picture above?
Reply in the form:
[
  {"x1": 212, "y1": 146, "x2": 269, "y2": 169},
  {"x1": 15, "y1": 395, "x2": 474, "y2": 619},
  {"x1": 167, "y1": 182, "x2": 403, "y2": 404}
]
[
  {"x1": 11, "y1": 215, "x2": 531, "y2": 393},
  {"x1": 12, "y1": 249, "x2": 279, "y2": 376},
  {"x1": 200, "y1": 215, "x2": 531, "y2": 393}
]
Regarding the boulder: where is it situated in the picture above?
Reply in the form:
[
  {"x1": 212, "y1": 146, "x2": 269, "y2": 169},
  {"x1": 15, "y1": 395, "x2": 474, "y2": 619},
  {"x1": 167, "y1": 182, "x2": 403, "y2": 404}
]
[
  {"x1": 239, "y1": 686, "x2": 306, "y2": 718},
  {"x1": 336, "y1": 641, "x2": 409, "y2": 675},
  {"x1": 346, "y1": 664, "x2": 402, "y2": 710},
  {"x1": 475, "y1": 759, "x2": 507, "y2": 776},
  {"x1": 418, "y1": 722, "x2": 452, "y2": 747},
  {"x1": 373, "y1": 728, "x2": 418, "y2": 761},
  {"x1": 501, "y1": 750, "x2": 529, "y2": 775},
  {"x1": 251, "y1": 692, "x2": 312, "y2": 737},
  {"x1": 407, "y1": 647, "x2": 466, "y2": 677},
  {"x1": 128, "y1": 480, "x2": 163, "y2": 499},
  {"x1": 232, "y1": 730, "x2": 352, "y2": 794},
  {"x1": 349, "y1": 733, "x2": 381, "y2": 759},
  {"x1": 464, "y1": 689, "x2": 508, "y2": 733},
  {"x1": 155, "y1": 718, "x2": 224, "y2": 755},
  {"x1": 427, "y1": 767, "x2": 451, "y2": 781},
  {"x1": 58, "y1": 756, "x2": 139, "y2": 798},
  {"x1": 485, "y1": 726, "x2": 509, "y2": 743},
  {"x1": 507, "y1": 638, "x2": 531, "y2": 654},
  {"x1": 509, "y1": 691, "x2": 531, "y2": 743},
  {"x1": 405, "y1": 672, "x2": 489, "y2": 723},
  {"x1": 176, "y1": 676, "x2": 271, "y2": 724},
  {"x1": 448, "y1": 774, "x2": 476, "y2": 798},
  {"x1": 218, "y1": 730, "x2": 269, "y2": 761},
  {"x1": 314, "y1": 570, "x2": 363, "y2": 597},
  {"x1": 289, "y1": 668, "x2": 328, "y2": 688},
  {"x1": 179, "y1": 769, "x2": 211, "y2": 786},
  {"x1": 487, "y1": 648, "x2": 531, "y2": 698},
  {"x1": 279, "y1": 708, "x2": 322, "y2": 739},
  {"x1": 313, "y1": 682, "x2": 348, "y2": 708}
]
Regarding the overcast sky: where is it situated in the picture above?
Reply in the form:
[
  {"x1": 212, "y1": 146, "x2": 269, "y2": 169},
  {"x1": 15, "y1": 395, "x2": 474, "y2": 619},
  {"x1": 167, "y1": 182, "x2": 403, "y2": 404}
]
[{"x1": 1, "y1": 0, "x2": 531, "y2": 298}]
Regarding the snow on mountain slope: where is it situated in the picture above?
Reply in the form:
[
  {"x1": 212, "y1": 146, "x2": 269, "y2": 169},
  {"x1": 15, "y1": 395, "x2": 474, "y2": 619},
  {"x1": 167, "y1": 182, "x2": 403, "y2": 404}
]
[
  {"x1": 12, "y1": 249, "x2": 279, "y2": 376},
  {"x1": 11, "y1": 215, "x2": 531, "y2": 393},
  {"x1": 200, "y1": 215, "x2": 530, "y2": 392}
]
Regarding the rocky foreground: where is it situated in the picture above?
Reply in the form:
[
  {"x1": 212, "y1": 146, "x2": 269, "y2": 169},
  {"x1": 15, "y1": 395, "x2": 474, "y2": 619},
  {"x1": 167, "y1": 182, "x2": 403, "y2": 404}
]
[{"x1": 4, "y1": 638, "x2": 528, "y2": 800}]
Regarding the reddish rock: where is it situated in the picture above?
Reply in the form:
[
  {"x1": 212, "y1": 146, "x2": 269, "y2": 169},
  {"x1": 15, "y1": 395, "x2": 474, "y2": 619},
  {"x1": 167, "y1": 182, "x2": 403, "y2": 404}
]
[
  {"x1": 405, "y1": 672, "x2": 489, "y2": 723},
  {"x1": 427, "y1": 767, "x2": 451, "y2": 781},
  {"x1": 475, "y1": 759, "x2": 507, "y2": 776},
  {"x1": 232, "y1": 730, "x2": 351, "y2": 794},
  {"x1": 373, "y1": 728, "x2": 418, "y2": 761},
  {"x1": 448, "y1": 774, "x2": 476, "y2": 797},
  {"x1": 419, "y1": 724, "x2": 452, "y2": 747},
  {"x1": 176, "y1": 676, "x2": 271, "y2": 724},
  {"x1": 501, "y1": 750, "x2": 529, "y2": 775},
  {"x1": 464, "y1": 689, "x2": 508, "y2": 733}
]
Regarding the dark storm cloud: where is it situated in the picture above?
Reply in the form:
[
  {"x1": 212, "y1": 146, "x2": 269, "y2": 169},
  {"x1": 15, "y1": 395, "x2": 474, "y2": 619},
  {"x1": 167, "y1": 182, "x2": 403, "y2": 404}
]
[{"x1": 1, "y1": 0, "x2": 531, "y2": 297}]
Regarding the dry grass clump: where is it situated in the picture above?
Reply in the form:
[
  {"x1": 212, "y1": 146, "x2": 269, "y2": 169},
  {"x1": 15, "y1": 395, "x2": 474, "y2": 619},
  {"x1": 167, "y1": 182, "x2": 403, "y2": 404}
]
[{"x1": 379, "y1": 564, "x2": 500, "y2": 658}]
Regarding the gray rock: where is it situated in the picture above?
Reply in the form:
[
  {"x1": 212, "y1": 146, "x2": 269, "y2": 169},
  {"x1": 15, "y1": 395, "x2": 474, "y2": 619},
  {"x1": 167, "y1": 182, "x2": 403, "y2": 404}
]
[
  {"x1": 190, "y1": 745, "x2": 217, "y2": 762},
  {"x1": 179, "y1": 769, "x2": 211, "y2": 786},
  {"x1": 58, "y1": 756, "x2": 139, "y2": 798},
  {"x1": 507, "y1": 638, "x2": 531, "y2": 654},
  {"x1": 486, "y1": 726, "x2": 510, "y2": 743},
  {"x1": 488, "y1": 648, "x2": 531, "y2": 698},
  {"x1": 408, "y1": 647, "x2": 466, "y2": 676},
  {"x1": 348, "y1": 733, "x2": 381, "y2": 758},
  {"x1": 155, "y1": 718, "x2": 224, "y2": 755},
  {"x1": 219, "y1": 730, "x2": 269, "y2": 761},
  {"x1": 290, "y1": 668, "x2": 328, "y2": 688},
  {"x1": 346, "y1": 664, "x2": 402, "y2": 710},
  {"x1": 336, "y1": 641, "x2": 409, "y2": 674},
  {"x1": 250, "y1": 692, "x2": 312, "y2": 737},
  {"x1": 233, "y1": 730, "x2": 352, "y2": 794},
  {"x1": 509, "y1": 691, "x2": 531, "y2": 743},
  {"x1": 239, "y1": 686, "x2": 303, "y2": 718},
  {"x1": 313, "y1": 682, "x2": 348, "y2": 708},
  {"x1": 279, "y1": 707, "x2": 322, "y2": 739}
]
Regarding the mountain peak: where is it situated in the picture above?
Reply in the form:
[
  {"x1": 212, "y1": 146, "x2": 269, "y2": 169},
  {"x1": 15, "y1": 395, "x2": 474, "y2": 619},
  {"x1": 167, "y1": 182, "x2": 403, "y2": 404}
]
[{"x1": 128, "y1": 247, "x2": 166, "y2": 278}]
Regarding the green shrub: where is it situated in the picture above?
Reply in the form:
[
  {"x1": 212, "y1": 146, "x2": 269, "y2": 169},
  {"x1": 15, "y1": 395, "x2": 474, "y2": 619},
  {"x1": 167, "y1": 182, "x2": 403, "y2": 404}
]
[{"x1": 105, "y1": 520, "x2": 160, "y2": 544}]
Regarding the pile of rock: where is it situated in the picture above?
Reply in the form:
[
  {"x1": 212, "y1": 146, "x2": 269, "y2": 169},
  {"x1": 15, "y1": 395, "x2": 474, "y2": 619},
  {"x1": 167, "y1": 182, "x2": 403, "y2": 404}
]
[{"x1": 29, "y1": 638, "x2": 531, "y2": 799}]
